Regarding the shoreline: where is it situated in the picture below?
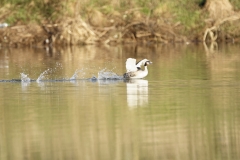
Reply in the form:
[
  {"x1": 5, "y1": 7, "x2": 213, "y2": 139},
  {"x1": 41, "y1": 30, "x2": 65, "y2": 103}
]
[
  {"x1": 0, "y1": 20, "x2": 238, "y2": 48},
  {"x1": 1, "y1": 1, "x2": 240, "y2": 47}
]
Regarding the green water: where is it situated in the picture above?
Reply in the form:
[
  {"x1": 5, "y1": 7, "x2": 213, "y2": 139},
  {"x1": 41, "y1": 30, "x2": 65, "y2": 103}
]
[{"x1": 0, "y1": 44, "x2": 240, "y2": 160}]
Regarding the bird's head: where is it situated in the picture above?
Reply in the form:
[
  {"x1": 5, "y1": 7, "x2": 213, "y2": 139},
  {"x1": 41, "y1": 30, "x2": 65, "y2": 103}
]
[
  {"x1": 144, "y1": 60, "x2": 152, "y2": 66},
  {"x1": 136, "y1": 59, "x2": 152, "y2": 67}
]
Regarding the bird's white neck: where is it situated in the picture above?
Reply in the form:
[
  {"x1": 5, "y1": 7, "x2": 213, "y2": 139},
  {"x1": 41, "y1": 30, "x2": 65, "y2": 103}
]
[
  {"x1": 144, "y1": 66, "x2": 148, "y2": 72},
  {"x1": 136, "y1": 59, "x2": 147, "y2": 68}
]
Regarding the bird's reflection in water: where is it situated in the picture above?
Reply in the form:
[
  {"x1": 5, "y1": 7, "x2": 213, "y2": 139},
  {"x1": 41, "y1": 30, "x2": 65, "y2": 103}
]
[{"x1": 125, "y1": 79, "x2": 148, "y2": 109}]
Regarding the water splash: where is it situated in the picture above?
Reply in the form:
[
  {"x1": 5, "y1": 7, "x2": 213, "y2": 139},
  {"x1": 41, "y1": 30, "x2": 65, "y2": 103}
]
[
  {"x1": 20, "y1": 73, "x2": 31, "y2": 82},
  {"x1": 98, "y1": 68, "x2": 123, "y2": 80},
  {"x1": 70, "y1": 73, "x2": 78, "y2": 80},
  {"x1": 70, "y1": 68, "x2": 85, "y2": 80},
  {"x1": 6, "y1": 67, "x2": 124, "y2": 83},
  {"x1": 36, "y1": 69, "x2": 52, "y2": 83},
  {"x1": 35, "y1": 62, "x2": 65, "y2": 82}
]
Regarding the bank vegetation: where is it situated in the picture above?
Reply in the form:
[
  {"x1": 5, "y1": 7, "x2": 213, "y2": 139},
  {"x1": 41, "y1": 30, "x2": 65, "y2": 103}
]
[{"x1": 0, "y1": 0, "x2": 240, "y2": 47}]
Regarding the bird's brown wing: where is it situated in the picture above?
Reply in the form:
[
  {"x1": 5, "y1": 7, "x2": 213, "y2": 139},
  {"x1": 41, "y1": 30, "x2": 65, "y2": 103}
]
[
  {"x1": 128, "y1": 72, "x2": 136, "y2": 77},
  {"x1": 123, "y1": 72, "x2": 136, "y2": 79}
]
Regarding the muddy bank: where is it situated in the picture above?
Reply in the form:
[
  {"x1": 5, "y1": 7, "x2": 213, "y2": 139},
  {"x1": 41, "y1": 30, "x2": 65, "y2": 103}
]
[
  {"x1": 0, "y1": 17, "x2": 188, "y2": 47},
  {"x1": 0, "y1": 14, "x2": 240, "y2": 47}
]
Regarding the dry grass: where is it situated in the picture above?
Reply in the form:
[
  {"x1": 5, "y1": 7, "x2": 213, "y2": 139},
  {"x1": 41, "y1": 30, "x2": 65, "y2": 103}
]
[
  {"x1": 206, "y1": 0, "x2": 234, "y2": 19},
  {"x1": 57, "y1": 16, "x2": 98, "y2": 45},
  {"x1": 203, "y1": 0, "x2": 240, "y2": 42}
]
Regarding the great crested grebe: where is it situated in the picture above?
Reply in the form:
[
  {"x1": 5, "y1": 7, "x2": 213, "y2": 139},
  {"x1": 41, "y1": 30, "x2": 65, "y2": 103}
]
[{"x1": 123, "y1": 58, "x2": 152, "y2": 79}]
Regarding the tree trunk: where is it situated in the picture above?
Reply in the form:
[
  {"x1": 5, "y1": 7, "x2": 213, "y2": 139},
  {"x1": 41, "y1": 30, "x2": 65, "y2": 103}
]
[{"x1": 205, "y1": 0, "x2": 233, "y2": 19}]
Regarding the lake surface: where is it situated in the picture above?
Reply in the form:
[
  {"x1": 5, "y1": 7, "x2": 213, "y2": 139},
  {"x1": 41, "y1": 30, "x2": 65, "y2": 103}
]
[{"x1": 0, "y1": 43, "x2": 240, "y2": 160}]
